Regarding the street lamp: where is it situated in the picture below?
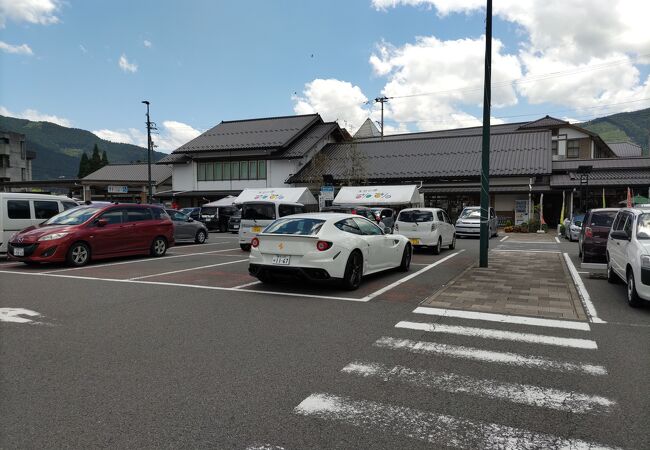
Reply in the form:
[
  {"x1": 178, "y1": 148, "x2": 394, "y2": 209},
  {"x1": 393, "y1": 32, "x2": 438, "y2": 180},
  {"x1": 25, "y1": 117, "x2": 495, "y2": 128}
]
[{"x1": 142, "y1": 100, "x2": 152, "y2": 203}]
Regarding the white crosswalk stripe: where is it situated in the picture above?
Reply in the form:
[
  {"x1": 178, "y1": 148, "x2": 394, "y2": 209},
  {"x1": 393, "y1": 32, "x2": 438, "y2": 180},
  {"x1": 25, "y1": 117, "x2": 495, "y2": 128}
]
[{"x1": 292, "y1": 307, "x2": 617, "y2": 448}]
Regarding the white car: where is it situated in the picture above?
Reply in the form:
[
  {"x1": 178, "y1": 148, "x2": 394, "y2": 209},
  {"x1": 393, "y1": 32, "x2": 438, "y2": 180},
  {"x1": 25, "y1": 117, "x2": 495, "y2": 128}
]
[
  {"x1": 606, "y1": 206, "x2": 650, "y2": 307},
  {"x1": 248, "y1": 213, "x2": 412, "y2": 290},
  {"x1": 394, "y1": 208, "x2": 456, "y2": 254},
  {"x1": 564, "y1": 214, "x2": 584, "y2": 241},
  {"x1": 455, "y1": 206, "x2": 498, "y2": 238}
]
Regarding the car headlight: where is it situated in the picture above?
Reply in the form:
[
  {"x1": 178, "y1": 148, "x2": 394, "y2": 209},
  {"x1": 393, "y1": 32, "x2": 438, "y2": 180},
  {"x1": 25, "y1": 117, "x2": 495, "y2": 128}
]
[
  {"x1": 641, "y1": 255, "x2": 650, "y2": 269},
  {"x1": 38, "y1": 232, "x2": 69, "y2": 241}
]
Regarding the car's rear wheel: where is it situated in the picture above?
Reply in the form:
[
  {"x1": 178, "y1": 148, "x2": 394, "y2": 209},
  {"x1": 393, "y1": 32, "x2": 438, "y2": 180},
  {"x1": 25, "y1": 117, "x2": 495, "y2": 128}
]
[
  {"x1": 220, "y1": 222, "x2": 227, "y2": 233},
  {"x1": 399, "y1": 244, "x2": 412, "y2": 272},
  {"x1": 240, "y1": 244, "x2": 251, "y2": 252},
  {"x1": 433, "y1": 237, "x2": 442, "y2": 255},
  {"x1": 150, "y1": 237, "x2": 168, "y2": 257},
  {"x1": 448, "y1": 235, "x2": 456, "y2": 250},
  {"x1": 195, "y1": 230, "x2": 207, "y2": 244},
  {"x1": 626, "y1": 269, "x2": 643, "y2": 308},
  {"x1": 342, "y1": 251, "x2": 363, "y2": 290},
  {"x1": 66, "y1": 242, "x2": 90, "y2": 267}
]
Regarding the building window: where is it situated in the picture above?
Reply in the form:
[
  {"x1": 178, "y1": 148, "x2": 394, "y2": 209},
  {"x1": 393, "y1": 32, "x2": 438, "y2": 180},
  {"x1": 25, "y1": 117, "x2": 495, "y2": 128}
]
[
  {"x1": 196, "y1": 160, "x2": 268, "y2": 181},
  {"x1": 20, "y1": 141, "x2": 26, "y2": 160},
  {"x1": 0, "y1": 154, "x2": 9, "y2": 168},
  {"x1": 551, "y1": 140, "x2": 558, "y2": 156},
  {"x1": 567, "y1": 140, "x2": 580, "y2": 158},
  {"x1": 21, "y1": 168, "x2": 27, "y2": 181}
]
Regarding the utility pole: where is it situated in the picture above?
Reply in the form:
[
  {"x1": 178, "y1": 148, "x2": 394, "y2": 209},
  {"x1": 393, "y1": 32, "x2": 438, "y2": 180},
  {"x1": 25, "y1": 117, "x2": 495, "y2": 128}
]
[
  {"x1": 479, "y1": 0, "x2": 492, "y2": 268},
  {"x1": 142, "y1": 100, "x2": 153, "y2": 203},
  {"x1": 374, "y1": 96, "x2": 389, "y2": 138}
]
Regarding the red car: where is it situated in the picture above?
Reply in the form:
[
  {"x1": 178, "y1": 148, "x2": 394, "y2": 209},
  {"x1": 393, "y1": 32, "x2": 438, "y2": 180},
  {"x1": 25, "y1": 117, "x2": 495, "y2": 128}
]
[{"x1": 8, "y1": 203, "x2": 174, "y2": 266}]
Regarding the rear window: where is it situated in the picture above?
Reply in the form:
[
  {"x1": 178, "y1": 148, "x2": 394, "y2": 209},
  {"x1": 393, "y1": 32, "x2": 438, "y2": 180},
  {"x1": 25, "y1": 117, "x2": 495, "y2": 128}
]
[
  {"x1": 201, "y1": 207, "x2": 218, "y2": 215},
  {"x1": 264, "y1": 218, "x2": 325, "y2": 235},
  {"x1": 398, "y1": 210, "x2": 434, "y2": 223},
  {"x1": 125, "y1": 208, "x2": 153, "y2": 222},
  {"x1": 242, "y1": 203, "x2": 276, "y2": 221},
  {"x1": 589, "y1": 211, "x2": 617, "y2": 227},
  {"x1": 460, "y1": 208, "x2": 481, "y2": 219}
]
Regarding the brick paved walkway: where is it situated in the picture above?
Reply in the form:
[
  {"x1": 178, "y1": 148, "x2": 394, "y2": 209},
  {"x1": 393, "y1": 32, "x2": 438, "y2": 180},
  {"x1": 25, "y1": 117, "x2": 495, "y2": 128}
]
[
  {"x1": 502, "y1": 232, "x2": 557, "y2": 243},
  {"x1": 422, "y1": 251, "x2": 587, "y2": 320}
]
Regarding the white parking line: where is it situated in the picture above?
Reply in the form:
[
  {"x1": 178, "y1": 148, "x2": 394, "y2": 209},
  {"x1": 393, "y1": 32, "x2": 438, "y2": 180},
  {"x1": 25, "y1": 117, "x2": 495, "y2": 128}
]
[
  {"x1": 232, "y1": 280, "x2": 262, "y2": 289},
  {"x1": 359, "y1": 250, "x2": 464, "y2": 302},
  {"x1": 129, "y1": 259, "x2": 248, "y2": 280},
  {"x1": 294, "y1": 393, "x2": 619, "y2": 449},
  {"x1": 395, "y1": 321, "x2": 598, "y2": 349},
  {"x1": 374, "y1": 336, "x2": 607, "y2": 375},
  {"x1": 0, "y1": 270, "x2": 367, "y2": 302},
  {"x1": 555, "y1": 236, "x2": 561, "y2": 243},
  {"x1": 563, "y1": 253, "x2": 604, "y2": 324},
  {"x1": 499, "y1": 235, "x2": 509, "y2": 242},
  {"x1": 43, "y1": 248, "x2": 241, "y2": 273},
  {"x1": 492, "y1": 249, "x2": 561, "y2": 254},
  {"x1": 412, "y1": 306, "x2": 591, "y2": 331},
  {"x1": 342, "y1": 361, "x2": 615, "y2": 414}
]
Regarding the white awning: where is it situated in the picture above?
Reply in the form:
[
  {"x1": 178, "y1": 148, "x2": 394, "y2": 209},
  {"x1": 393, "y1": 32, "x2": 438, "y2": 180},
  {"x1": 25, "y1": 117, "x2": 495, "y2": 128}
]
[
  {"x1": 333, "y1": 185, "x2": 421, "y2": 206},
  {"x1": 202, "y1": 195, "x2": 238, "y2": 207},
  {"x1": 234, "y1": 188, "x2": 317, "y2": 205}
]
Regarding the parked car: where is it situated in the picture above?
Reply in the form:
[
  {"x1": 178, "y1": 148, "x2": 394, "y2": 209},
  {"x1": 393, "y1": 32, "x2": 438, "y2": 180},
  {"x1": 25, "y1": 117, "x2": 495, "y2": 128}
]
[
  {"x1": 7, "y1": 203, "x2": 174, "y2": 266},
  {"x1": 0, "y1": 192, "x2": 79, "y2": 254},
  {"x1": 565, "y1": 214, "x2": 585, "y2": 241},
  {"x1": 321, "y1": 205, "x2": 377, "y2": 222},
  {"x1": 239, "y1": 201, "x2": 306, "y2": 251},
  {"x1": 228, "y1": 210, "x2": 241, "y2": 233},
  {"x1": 578, "y1": 208, "x2": 618, "y2": 263},
  {"x1": 370, "y1": 207, "x2": 396, "y2": 231},
  {"x1": 394, "y1": 208, "x2": 455, "y2": 254},
  {"x1": 606, "y1": 207, "x2": 650, "y2": 307},
  {"x1": 455, "y1": 206, "x2": 498, "y2": 238},
  {"x1": 203, "y1": 205, "x2": 239, "y2": 232},
  {"x1": 166, "y1": 209, "x2": 209, "y2": 244},
  {"x1": 248, "y1": 213, "x2": 411, "y2": 290}
]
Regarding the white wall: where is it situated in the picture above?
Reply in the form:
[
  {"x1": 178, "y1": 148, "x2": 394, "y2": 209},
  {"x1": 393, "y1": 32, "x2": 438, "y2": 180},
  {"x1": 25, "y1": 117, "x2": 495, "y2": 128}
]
[
  {"x1": 172, "y1": 163, "x2": 195, "y2": 191},
  {"x1": 494, "y1": 194, "x2": 526, "y2": 212},
  {"x1": 268, "y1": 159, "x2": 299, "y2": 187},
  {"x1": 559, "y1": 127, "x2": 588, "y2": 139}
]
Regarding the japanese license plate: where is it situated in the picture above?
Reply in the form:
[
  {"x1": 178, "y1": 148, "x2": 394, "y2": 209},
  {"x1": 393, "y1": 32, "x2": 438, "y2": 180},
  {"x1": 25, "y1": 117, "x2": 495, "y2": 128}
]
[
  {"x1": 252, "y1": 226, "x2": 262, "y2": 233},
  {"x1": 272, "y1": 255, "x2": 290, "y2": 265},
  {"x1": 13, "y1": 247, "x2": 24, "y2": 256},
  {"x1": 409, "y1": 238, "x2": 420, "y2": 245}
]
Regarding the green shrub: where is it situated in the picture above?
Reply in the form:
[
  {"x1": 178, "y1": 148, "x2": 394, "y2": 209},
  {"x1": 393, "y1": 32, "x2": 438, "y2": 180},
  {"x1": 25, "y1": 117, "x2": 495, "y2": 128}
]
[
  {"x1": 559, "y1": 224, "x2": 566, "y2": 234},
  {"x1": 505, "y1": 220, "x2": 513, "y2": 227},
  {"x1": 528, "y1": 220, "x2": 540, "y2": 232}
]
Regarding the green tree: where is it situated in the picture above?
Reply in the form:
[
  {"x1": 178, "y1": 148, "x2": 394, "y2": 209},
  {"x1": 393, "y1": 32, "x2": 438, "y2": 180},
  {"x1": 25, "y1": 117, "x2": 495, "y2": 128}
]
[
  {"x1": 90, "y1": 143, "x2": 102, "y2": 173},
  {"x1": 101, "y1": 150, "x2": 109, "y2": 167},
  {"x1": 77, "y1": 152, "x2": 90, "y2": 178}
]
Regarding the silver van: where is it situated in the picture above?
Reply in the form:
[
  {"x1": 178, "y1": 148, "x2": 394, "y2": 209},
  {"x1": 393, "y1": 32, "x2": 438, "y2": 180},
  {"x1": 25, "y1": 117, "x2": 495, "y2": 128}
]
[{"x1": 455, "y1": 206, "x2": 498, "y2": 238}]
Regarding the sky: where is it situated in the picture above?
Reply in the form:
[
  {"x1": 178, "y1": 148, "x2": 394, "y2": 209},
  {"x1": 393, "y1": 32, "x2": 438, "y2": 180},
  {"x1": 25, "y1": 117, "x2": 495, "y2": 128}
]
[{"x1": 1, "y1": 0, "x2": 649, "y2": 153}]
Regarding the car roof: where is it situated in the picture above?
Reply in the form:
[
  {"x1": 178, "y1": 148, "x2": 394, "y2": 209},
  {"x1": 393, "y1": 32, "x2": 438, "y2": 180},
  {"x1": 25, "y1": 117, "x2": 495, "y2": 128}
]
[
  {"x1": 619, "y1": 206, "x2": 650, "y2": 214},
  {"x1": 279, "y1": 212, "x2": 363, "y2": 221},
  {"x1": 399, "y1": 207, "x2": 440, "y2": 212},
  {"x1": 323, "y1": 204, "x2": 371, "y2": 209}
]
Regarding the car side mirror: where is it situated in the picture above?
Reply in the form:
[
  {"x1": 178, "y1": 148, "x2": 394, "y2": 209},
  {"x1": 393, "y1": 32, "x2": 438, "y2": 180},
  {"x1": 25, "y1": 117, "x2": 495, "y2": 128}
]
[
  {"x1": 96, "y1": 219, "x2": 108, "y2": 227},
  {"x1": 610, "y1": 230, "x2": 629, "y2": 240}
]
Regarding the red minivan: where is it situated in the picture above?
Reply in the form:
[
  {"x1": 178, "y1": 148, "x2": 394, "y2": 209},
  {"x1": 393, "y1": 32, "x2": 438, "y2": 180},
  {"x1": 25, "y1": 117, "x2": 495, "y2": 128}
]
[{"x1": 8, "y1": 203, "x2": 174, "y2": 266}]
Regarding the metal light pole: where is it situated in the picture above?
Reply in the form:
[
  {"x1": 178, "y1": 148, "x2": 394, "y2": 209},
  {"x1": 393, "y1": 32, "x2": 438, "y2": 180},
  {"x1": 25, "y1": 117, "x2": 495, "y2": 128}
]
[
  {"x1": 479, "y1": 0, "x2": 492, "y2": 267},
  {"x1": 142, "y1": 100, "x2": 153, "y2": 203}
]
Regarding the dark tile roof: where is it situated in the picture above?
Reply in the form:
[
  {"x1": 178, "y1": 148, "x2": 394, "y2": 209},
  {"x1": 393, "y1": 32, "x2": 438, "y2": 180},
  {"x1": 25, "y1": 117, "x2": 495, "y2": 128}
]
[
  {"x1": 355, "y1": 122, "x2": 524, "y2": 142},
  {"x1": 172, "y1": 114, "x2": 320, "y2": 154},
  {"x1": 552, "y1": 157, "x2": 650, "y2": 171},
  {"x1": 354, "y1": 118, "x2": 381, "y2": 138},
  {"x1": 280, "y1": 122, "x2": 340, "y2": 158},
  {"x1": 82, "y1": 164, "x2": 172, "y2": 184},
  {"x1": 551, "y1": 169, "x2": 650, "y2": 187},
  {"x1": 289, "y1": 130, "x2": 551, "y2": 183},
  {"x1": 518, "y1": 116, "x2": 569, "y2": 129},
  {"x1": 607, "y1": 141, "x2": 643, "y2": 157},
  {"x1": 157, "y1": 153, "x2": 190, "y2": 164}
]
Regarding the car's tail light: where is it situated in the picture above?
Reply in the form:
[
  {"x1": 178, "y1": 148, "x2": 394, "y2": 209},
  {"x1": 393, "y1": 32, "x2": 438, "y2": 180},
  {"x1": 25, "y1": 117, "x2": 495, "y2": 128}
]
[
  {"x1": 251, "y1": 237, "x2": 259, "y2": 248},
  {"x1": 316, "y1": 240, "x2": 332, "y2": 251},
  {"x1": 585, "y1": 227, "x2": 593, "y2": 238},
  {"x1": 431, "y1": 223, "x2": 437, "y2": 231},
  {"x1": 351, "y1": 209, "x2": 357, "y2": 215}
]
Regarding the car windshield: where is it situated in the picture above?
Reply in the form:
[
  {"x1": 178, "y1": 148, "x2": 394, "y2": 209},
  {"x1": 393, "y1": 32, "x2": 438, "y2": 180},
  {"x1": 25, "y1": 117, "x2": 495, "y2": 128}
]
[
  {"x1": 181, "y1": 208, "x2": 197, "y2": 215},
  {"x1": 460, "y1": 208, "x2": 481, "y2": 219},
  {"x1": 242, "y1": 203, "x2": 276, "y2": 220},
  {"x1": 398, "y1": 210, "x2": 433, "y2": 223},
  {"x1": 43, "y1": 206, "x2": 102, "y2": 225},
  {"x1": 590, "y1": 211, "x2": 617, "y2": 227},
  {"x1": 637, "y1": 213, "x2": 650, "y2": 239},
  {"x1": 572, "y1": 214, "x2": 585, "y2": 226},
  {"x1": 264, "y1": 218, "x2": 325, "y2": 235},
  {"x1": 201, "y1": 207, "x2": 218, "y2": 215}
]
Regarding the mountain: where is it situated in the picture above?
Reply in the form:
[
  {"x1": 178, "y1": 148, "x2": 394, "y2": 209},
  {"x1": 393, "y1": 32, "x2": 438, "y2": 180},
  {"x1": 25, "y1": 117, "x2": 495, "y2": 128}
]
[
  {"x1": 0, "y1": 115, "x2": 167, "y2": 180},
  {"x1": 580, "y1": 107, "x2": 650, "y2": 155}
]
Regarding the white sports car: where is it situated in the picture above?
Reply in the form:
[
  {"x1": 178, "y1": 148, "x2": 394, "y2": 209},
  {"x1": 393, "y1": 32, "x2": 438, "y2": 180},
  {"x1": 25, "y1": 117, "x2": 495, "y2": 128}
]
[{"x1": 248, "y1": 213, "x2": 412, "y2": 290}]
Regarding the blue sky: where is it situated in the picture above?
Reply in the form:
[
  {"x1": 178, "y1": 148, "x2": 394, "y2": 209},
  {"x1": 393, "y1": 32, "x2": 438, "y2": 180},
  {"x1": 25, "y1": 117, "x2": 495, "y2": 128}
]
[{"x1": 1, "y1": 0, "x2": 649, "y2": 152}]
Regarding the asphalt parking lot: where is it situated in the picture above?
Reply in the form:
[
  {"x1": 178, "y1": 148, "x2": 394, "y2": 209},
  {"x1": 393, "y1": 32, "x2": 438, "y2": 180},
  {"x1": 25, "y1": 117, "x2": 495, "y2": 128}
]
[{"x1": 0, "y1": 231, "x2": 476, "y2": 304}]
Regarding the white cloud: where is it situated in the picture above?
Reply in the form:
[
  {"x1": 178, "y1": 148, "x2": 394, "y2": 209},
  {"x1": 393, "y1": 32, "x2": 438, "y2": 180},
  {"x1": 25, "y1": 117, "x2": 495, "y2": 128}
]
[
  {"x1": 79, "y1": 44, "x2": 87, "y2": 54},
  {"x1": 0, "y1": 0, "x2": 61, "y2": 27},
  {"x1": 143, "y1": 40, "x2": 152, "y2": 48},
  {"x1": 292, "y1": 79, "x2": 372, "y2": 133},
  {"x1": 0, "y1": 40, "x2": 33, "y2": 55},
  {"x1": 0, "y1": 105, "x2": 71, "y2": 126},
  {"x1": 118, "y1": 54, "x2": 138, "y2": 73},
  {"x1": 92, "y1": 121, "x2": 201, "y2": 153}
]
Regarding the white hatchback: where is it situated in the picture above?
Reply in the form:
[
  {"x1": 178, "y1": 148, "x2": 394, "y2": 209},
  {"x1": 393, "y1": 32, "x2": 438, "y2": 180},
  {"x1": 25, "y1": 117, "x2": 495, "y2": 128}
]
[
  {"x1": 606, "y1": 206, "x2": 650, "y2": 307},
  {"x1": 394, "y1": 208, "x2": 456, "y2": 254}
]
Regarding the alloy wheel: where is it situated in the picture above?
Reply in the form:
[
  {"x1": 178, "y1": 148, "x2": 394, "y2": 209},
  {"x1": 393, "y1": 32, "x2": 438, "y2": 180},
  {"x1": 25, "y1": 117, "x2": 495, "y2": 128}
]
[{"x1": 72, "y1": 245, "x2": 88, "y2": 264}]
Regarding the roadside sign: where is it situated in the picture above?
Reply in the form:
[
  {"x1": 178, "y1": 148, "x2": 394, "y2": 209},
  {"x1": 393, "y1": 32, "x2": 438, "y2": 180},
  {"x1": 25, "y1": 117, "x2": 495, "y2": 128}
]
[
  {"x1": 320, "y1": 185, "x2": 334, "y2": 201},
  {"x1": 108, "y1": 185, "x2": 128, "y2": 193}
]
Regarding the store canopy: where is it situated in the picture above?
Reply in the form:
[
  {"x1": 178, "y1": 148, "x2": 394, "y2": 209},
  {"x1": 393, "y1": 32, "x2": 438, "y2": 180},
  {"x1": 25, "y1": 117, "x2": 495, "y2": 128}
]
[
  {"x1": 618, "y1": 194, "x2": 650, "y2": 205},
  {"x1": 333, "y1": 185, "x2": 421, "y2": 206},
  {"x1": 234, "y1": 187, "x2": 317, "y2": 205},
  {"x1": 202, "y1": 195, "x2": 238, "y2": 207}
]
